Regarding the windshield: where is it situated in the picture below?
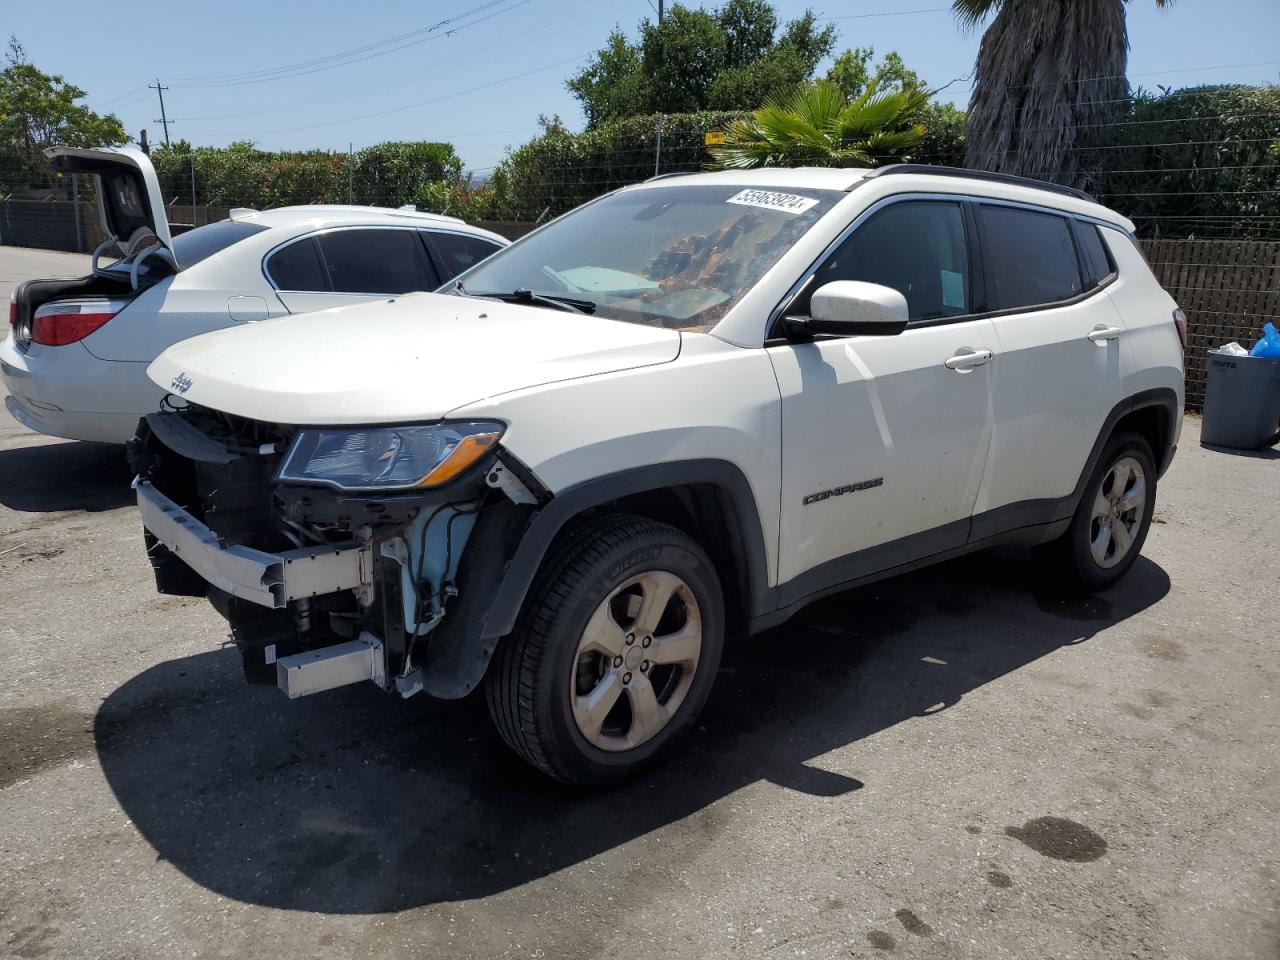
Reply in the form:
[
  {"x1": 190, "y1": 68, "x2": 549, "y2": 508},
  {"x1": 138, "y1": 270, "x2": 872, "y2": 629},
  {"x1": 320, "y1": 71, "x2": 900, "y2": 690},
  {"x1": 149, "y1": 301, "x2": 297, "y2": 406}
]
[
  {"x1": 104, "y1": 219, "x2": 269, "y2": 277},
  {"x1": 454, "y1": 184, "x2": 841, "y2": 331}
]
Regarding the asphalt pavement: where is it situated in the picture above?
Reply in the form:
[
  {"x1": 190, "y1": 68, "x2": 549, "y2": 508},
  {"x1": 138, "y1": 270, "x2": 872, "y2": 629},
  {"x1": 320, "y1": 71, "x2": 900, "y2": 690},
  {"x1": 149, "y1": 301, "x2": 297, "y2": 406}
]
[{"x1": 1, "y1": 246, "x2": 1277, "y2": 959}]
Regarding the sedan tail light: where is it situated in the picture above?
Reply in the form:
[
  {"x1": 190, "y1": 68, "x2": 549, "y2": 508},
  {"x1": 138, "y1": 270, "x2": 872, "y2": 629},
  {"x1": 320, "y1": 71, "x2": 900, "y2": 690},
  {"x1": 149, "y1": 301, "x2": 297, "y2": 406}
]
[
  {"x1": 8, "y1": 289, "x2": 15, "y2": 328},
  {"x1": 31, "y1": 298, "x2": 130, "y2": 346}
]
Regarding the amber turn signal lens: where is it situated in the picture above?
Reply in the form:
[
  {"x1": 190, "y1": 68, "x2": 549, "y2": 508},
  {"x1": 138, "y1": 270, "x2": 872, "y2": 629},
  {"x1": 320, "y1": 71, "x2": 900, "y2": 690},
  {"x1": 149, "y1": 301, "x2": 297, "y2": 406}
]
[{"x1": 416, "y1": 432, "x2": 501, "y2": 487}]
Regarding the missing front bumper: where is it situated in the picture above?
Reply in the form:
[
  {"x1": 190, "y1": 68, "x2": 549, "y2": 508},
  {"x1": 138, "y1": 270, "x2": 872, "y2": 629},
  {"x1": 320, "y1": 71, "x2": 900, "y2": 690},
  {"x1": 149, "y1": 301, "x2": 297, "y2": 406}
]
[{"x1": 133, "y1": 478, "x2": 372, "y2": 609}]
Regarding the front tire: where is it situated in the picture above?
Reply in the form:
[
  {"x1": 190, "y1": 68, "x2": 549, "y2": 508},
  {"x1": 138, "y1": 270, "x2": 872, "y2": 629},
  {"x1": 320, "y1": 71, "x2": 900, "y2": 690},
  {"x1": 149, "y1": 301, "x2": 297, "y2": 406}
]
[
  {"x1": 1037, "y1": 431, "x2": 1156, "y2": 592},
  {"x1": 486, "y1": 514, "x2": 724, "y2": 786}
]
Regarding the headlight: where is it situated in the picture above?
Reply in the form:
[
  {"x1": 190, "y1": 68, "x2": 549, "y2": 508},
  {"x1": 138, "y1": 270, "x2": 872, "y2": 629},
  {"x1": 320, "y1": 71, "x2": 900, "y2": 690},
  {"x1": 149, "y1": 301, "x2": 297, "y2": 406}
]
[{"x1": 277, "y1": 421, "x2": 504, "y2": 492}]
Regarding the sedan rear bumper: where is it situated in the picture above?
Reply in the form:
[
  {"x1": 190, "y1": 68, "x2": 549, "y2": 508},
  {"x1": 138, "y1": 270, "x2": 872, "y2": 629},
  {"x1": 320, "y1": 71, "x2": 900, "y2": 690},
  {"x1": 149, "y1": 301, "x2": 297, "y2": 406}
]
[{"x1": 134, "y1": 478, "x2": 372, "y2": 609}]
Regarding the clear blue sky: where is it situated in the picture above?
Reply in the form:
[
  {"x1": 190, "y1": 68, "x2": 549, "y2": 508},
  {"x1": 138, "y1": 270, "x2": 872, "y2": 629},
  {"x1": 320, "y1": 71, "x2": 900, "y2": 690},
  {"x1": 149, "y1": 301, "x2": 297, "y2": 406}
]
[{"x1": 9, "y1": 0, "x2": 1279, "y2": 175}]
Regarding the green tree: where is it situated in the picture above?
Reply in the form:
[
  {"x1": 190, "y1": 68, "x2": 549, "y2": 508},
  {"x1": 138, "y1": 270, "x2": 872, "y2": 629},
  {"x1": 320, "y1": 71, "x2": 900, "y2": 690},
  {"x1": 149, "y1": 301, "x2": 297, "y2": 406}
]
[
  {"x1": 953, "y1": 0, "x2": 1175, "y2": 185},
  {"x1": 0, "y1": 39, "x2": 127, "y2": 188},
  {"x1": 826, "y1": 47, "x2": 925, "y2": 101},
  {"x1": 567, "y1": 0, "x2": 836, "y2": 127},
  {"x1": 708, "y1": 79, "x2": 928, "y2": 169}
]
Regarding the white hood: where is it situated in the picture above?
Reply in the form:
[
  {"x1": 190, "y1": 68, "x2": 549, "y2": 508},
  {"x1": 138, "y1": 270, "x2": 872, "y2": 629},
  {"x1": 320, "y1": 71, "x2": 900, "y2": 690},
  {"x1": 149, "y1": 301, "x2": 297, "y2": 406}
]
[{"x1": 147, "y1": 292, "x2": 682, "y2": 425}]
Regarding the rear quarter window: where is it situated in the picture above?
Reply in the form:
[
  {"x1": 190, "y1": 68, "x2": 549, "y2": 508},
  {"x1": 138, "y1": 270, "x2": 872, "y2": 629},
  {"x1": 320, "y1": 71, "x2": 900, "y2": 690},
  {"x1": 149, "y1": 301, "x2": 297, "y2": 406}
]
[
  {"x1": 1075, "y1": 222, "x2": 1116, "y2": 287},
  {"x1": 266, "y1": 237, "x2": 328, "y2": 291},
  {"x1": 979, "y1": 205, "x2": 1084, "y2": 309},
  {"x1": 429, "y1": 232, "x2": 504, "y2": 280}
]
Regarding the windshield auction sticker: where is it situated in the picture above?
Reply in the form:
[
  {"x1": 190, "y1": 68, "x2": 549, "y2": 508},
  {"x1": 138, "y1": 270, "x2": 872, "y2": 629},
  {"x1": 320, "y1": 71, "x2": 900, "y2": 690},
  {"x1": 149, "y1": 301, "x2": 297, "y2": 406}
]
[{"x1": 726, "y1": 189, "x2": 820, "y2": 214}]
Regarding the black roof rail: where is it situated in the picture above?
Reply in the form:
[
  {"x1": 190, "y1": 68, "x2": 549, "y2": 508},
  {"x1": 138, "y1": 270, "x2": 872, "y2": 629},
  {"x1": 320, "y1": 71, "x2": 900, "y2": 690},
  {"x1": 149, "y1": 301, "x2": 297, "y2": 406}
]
[{"x1": 866, "y1": 164, "x2": 1096, "y2": 204}]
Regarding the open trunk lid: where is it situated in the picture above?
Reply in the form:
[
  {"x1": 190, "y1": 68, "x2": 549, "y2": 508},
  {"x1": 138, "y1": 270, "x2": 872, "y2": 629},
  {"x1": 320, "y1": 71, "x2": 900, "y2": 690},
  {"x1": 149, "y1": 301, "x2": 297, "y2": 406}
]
[{"x1": 45, "y1": 146, "x2": 176, "y2": 266}]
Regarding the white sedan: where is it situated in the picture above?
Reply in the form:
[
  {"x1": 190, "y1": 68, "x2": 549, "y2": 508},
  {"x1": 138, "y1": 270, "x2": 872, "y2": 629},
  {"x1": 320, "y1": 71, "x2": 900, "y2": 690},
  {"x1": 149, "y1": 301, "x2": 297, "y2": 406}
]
[{"x1": 2, "y1": 146, "x2": 508, "y2": 444}]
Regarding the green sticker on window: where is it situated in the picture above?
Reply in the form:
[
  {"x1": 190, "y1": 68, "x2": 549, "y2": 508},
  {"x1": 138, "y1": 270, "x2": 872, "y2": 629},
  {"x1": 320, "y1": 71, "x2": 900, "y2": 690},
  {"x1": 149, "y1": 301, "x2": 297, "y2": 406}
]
[{"x1": 941, "y1": 269, "x2": 965, "y2": 309}]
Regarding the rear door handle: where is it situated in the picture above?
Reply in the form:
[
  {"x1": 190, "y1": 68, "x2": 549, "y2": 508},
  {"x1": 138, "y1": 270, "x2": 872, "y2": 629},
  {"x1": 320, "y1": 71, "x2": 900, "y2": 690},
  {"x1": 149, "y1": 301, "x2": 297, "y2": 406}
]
[
  {"x1": 944, "y1": 348, "x2": 993, "y2": 371},
  {"x1": 1087, "y1": 325, "x2": 1124, "y2": 343}
]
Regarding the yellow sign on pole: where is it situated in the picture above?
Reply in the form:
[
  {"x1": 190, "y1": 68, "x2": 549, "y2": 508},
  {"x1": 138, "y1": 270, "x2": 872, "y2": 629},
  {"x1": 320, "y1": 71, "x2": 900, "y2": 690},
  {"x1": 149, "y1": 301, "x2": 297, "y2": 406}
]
[{"x1": 704, "y1": 130, "x2": 726, "y2": 146}]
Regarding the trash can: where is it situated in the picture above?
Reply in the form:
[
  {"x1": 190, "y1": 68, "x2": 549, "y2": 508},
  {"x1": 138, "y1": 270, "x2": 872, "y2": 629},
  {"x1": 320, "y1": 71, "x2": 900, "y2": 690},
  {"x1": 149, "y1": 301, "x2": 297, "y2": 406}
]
[{"x1": 1200, "y1": 350, "x2": 1280, "y2": 450}]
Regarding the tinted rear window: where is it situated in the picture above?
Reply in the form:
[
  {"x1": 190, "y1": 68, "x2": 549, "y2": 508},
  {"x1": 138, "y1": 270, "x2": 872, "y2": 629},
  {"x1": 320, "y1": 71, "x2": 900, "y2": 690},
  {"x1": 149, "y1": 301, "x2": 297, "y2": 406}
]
[
  {"x1": 980, "y1": 205, "x2": 1083, "y2": 309},
  {"x1": 105, "y1": 218, "x2": 267, "y2": 278},
  {"x1": 172, "y1": 219, "x2": 269, "y2": 267}
]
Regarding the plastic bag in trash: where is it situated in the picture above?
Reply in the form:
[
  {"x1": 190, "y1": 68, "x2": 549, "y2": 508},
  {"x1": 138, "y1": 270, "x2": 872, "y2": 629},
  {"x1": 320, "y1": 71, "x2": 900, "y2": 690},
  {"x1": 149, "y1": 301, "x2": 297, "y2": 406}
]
[
  {"x1": 1218, "y1": 341, "x2": 1249, "y2": 356},
  {"x1": 1250, "y1": 322, "x2": 1280, "y2": 359}
]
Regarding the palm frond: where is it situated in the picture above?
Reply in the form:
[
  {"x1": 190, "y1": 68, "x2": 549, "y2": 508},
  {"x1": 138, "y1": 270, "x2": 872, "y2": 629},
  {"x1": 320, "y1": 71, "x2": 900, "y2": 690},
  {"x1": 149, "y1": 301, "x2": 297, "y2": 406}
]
[
  {"x1": 952, "y1": 0, "x2": 1003, "y2": 31},
  {"x1": 709, "y1": 77, "x2": 929, "y2": 170}
]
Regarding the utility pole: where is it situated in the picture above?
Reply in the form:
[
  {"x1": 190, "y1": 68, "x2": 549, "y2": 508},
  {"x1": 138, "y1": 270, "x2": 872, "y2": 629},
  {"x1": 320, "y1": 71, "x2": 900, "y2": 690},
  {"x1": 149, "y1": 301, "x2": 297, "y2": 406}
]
[
  {"x1": 654, "y1": 0, "x2": 664, "y2": 177},
  {"x1": 149, "y1": 80, "x2": 172, "y2": 146}
]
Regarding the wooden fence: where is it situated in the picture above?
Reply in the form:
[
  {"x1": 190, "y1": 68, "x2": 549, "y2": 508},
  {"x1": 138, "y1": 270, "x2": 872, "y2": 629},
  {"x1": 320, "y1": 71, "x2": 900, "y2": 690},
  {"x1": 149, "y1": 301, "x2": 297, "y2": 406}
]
[{"x1": 1139, "y1": 239, "x2": 1280, "y2": 410}]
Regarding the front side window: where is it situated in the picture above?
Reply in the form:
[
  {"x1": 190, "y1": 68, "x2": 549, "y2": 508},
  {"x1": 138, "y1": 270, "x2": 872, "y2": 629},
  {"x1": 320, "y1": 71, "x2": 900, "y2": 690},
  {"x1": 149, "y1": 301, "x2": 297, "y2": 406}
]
[
  {"x1": 452, "y1": 184, "x2": 842, "y2": 331},
  {"x1": 803, "y1": 200, "x2": 971, "y2": 321},
  {"x1": 980, "y1": 205, "x2": 1084, "y2": 309},
  {"x1": 316, "y1": 229, "x2": 436, "y2": 294}
]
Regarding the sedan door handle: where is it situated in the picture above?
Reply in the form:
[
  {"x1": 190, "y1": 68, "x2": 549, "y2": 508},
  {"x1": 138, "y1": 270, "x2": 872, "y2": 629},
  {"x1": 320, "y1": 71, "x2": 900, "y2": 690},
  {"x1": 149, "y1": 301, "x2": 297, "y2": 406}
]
[
  {"x1": 944, "y1": 348, "x2": 993, "y2": 371},
  {"x1": 1087, "y1": 325, "x2": 1125, "y2": 343}
]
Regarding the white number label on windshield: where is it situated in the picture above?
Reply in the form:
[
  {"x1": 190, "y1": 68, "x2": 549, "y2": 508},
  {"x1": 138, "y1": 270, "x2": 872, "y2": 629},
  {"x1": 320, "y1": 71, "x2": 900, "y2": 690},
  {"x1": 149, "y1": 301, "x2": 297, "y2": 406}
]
[{"x1": 726, "y1": 189, "x2": 820, "y2": 215}]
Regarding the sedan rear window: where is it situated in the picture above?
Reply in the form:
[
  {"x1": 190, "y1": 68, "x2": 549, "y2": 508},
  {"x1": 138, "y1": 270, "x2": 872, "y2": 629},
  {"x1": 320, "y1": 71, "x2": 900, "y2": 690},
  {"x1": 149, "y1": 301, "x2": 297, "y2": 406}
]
[
  {"x1": 104, "y1": 219, "x2": 268, "y2": 278},
  {"x1": 453, "y1": 184, "x2": 842, "y2": 331},
  {"x1": 171, "y1": 220, "x2": 269, "y2": 267}
]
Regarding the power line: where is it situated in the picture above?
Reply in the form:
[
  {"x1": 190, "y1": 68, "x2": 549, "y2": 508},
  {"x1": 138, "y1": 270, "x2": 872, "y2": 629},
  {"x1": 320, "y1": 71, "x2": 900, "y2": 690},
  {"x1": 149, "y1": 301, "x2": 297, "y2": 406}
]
[
  {"x1": 169, "y1": 0, "x2": 625, "y2": 126},
  {"x1": 824, "y1": 7, "x2": 951, "y2": 20},
  {"x1": 170, "y1": 0, "x2": 533, "y2": 89},
  {"x1": 240, "y1": 54, "x2": 590, "y2": 137}
]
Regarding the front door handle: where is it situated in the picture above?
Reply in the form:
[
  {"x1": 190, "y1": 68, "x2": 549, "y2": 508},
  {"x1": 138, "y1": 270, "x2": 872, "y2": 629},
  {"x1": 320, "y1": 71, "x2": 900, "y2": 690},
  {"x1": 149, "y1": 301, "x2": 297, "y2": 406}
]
[
  {"x1": 1087, "y1": 325, "x2": 1124, "y2": 343},
  {"x1": 944, "y1": 347, "x2": 993, "y2": 371}
]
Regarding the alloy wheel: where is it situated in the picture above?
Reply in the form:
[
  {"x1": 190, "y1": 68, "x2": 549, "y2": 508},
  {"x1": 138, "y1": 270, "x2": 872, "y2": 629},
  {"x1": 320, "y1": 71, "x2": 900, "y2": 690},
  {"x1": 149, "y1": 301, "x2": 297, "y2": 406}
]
[
  {"x1": 1088, "y1": 455, "x2": 1147, "y2": 569},
  {"x1": 571, "y1": 570, "x2": 702, "y2": 752}
]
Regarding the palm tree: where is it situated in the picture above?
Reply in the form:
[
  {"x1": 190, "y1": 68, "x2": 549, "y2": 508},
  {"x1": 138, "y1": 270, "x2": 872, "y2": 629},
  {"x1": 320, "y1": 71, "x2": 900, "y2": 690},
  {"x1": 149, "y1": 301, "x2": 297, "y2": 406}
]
[
  {"x1": 955, "y1": 0, "x2": 1174, "y2": 185},
  {"x1": 708, "y1": 79, "x2": 929, "y2": 169}
]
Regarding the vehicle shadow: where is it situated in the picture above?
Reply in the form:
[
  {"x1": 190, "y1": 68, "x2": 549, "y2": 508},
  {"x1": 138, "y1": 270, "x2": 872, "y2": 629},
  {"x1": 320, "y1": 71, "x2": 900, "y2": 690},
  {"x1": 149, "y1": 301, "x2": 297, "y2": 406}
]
[
  {"x1": 0, "y1": 440, "x2": 132, "y2": 512},
  {"x1": 94, "y1": 546, "x2": 1170, "y2": 914}
]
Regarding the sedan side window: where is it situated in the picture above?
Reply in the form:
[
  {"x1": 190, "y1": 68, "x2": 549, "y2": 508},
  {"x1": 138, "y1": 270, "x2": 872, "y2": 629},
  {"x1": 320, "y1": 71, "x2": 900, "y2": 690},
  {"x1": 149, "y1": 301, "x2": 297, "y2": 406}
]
[
  {"x1": 266, "y1": 237, "x2": 328, "y2": 292},
  {"x1": 979, "y1": 205, "x2": 1084, "y2": 309},
  {"x1": 808, "y1": 200, "x2": 970, "y2": 322},
  {"x1": 429, "y1": 232, "x2": 504, "y2": 281},
  {"x1": 315, "y1": 229, "x2": 437, "y2": 294}
]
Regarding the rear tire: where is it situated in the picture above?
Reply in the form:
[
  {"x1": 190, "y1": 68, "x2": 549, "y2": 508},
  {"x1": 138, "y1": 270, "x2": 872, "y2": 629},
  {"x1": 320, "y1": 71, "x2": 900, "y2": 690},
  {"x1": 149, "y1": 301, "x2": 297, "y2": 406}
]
[
  {"x1": 1036, "y1": 431, "x2": 1156, "y2": 593},
  {"x1": 486, "y1": 514, "x2": 724, "y2": 786}
]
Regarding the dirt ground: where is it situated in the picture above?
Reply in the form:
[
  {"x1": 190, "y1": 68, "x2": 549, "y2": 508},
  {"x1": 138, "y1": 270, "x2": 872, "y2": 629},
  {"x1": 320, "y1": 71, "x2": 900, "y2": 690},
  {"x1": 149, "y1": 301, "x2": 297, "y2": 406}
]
[{"x1": 1, "y1": 246, "x2": 1278, "y2": 959}]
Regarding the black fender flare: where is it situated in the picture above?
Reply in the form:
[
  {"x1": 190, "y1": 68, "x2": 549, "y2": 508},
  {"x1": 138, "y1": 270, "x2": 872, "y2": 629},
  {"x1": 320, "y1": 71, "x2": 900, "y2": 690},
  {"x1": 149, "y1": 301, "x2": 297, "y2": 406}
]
[
  {"x1": 419, "y1": 458, "x2": 772, "y2": 699},
  {"x1": 1067, "y1": 386, "x2": 1180, "y2": 505}
]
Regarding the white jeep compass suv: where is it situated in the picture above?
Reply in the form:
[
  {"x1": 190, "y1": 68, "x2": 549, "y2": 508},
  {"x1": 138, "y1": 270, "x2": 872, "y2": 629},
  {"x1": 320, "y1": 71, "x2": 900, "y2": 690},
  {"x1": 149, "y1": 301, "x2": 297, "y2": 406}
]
[{"x1": 128, "y1": 165, "x2": 1184, "y2": 785}]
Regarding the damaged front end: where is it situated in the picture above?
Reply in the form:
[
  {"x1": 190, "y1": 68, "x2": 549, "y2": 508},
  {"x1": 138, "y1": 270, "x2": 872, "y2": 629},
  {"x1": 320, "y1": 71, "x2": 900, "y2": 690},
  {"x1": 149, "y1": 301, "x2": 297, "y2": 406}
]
[{"x1": 127, "y1": 403, "x2": 545, "y2": 700}]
